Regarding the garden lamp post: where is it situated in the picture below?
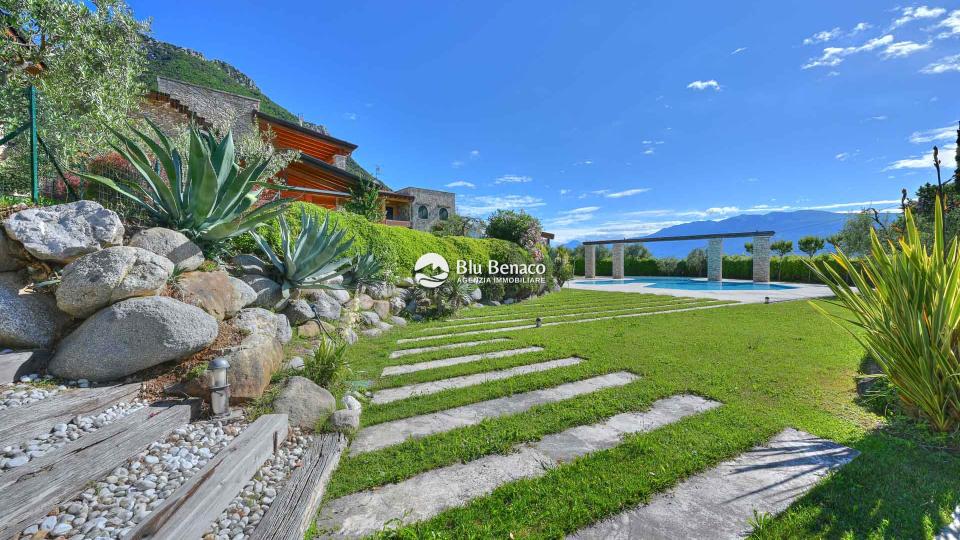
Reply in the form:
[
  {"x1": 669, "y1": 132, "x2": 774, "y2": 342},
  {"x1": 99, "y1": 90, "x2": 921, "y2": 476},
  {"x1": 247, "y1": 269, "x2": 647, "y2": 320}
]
[{"x1": 209, "y1": 357, "x2": 231, "y2": 416}]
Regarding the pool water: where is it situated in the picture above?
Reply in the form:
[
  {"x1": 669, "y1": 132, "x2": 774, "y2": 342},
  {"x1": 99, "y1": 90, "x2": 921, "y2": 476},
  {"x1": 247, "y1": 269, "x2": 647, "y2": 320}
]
[{"x1": 573, "y1": 276, "x2": 797, "y2": 291}]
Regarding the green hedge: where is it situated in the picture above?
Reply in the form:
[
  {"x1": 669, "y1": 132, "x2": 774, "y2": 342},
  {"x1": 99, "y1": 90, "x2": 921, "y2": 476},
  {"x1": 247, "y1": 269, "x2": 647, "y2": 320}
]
[
  {"x1": 230, "y1": 203, "x2": 545, "y2": 294},
  {"x1": 574, "y1": 254, "x2": 842, "y2": 284}
]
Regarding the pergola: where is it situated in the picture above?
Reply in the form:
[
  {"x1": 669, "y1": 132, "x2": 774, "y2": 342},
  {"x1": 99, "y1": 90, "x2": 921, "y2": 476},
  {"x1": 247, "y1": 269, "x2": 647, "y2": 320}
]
[{"x1": 582, "y1": 231, "x2": 775, "y2": 282}]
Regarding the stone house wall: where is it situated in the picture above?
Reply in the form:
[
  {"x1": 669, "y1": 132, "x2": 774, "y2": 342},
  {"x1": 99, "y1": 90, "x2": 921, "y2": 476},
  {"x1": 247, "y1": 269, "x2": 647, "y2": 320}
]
[
  {"x1": 397, "y1": 187, "x2": 456, "y2": 231},
  {"x1": 155, "y1": 77, "x2": 260, "y2": 137}
]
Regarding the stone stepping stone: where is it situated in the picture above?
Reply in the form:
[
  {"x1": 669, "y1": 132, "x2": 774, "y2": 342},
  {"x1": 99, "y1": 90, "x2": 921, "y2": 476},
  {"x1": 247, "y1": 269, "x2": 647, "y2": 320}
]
[
  {"x1": 382, "y1": 346, "x2": 545, "y2": 376},
  {"x1": 939, "y1": 506, "x2": 960, "y2": 540},
  {"x1": 317, "y1": 395, "x2": 720, "y2": 537},
  {"x1": 351, "y1": 371, "x2": 639, "y2": 454},
  {"x1": 568, "y1": 428, "x2": 860, "y2": 540},
  {"x1": 397, "y1": 302, "x2": 729, "y2": 344},
  {"x1": 389, "y1": 338, "x2": 510, "y2": 359},
  {"x1": 372, "y1": 357, "x2": 581, "y2": 404}
]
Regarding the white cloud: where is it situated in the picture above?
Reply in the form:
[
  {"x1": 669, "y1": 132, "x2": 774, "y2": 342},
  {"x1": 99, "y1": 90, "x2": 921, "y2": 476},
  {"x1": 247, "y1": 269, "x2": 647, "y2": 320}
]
[
  {"x1": 562, "y1": 206, "x2": 600, "y2": 214},
  {"x1": 469, "y1": 150, "x2": 480, "y2": 158},
  {"x1": 852, "y1": 22, "x2": 873, "y2": 34},
  {"x1": 909, "y1": 125, "x2": 955, "y2": 143},
  {"x1": 731, "y1": 47, "x2": 748, "y2": 55},
  {"x1": 871, "y1": 115, "x2": 888, "y2": 120},
  {"x1": 459, "y1": 195, "x2": 546, "y2": 216},
  {"x1": 451, "y1": 160, "x2": 464, "y2": 168},
  {"x1": 546, "y1": 206, "x2": 601, "y2": 227},
  {"x1": 687, "y1": 80, "x2": 721, "y2": 91},
  {"x1": 803, "y1": 27, "x2": 843, "y2": 45},
  {"x1": 892, "y1": 5, "x2": 946, "y2": 28},
  {"x1": 835, "y1": 152, "x2": 850, "y2": 161},
  {"x1": 936, "y1": 9, "x2": 960, "y2": 37},
  {"x1": 921, "y1": 53, "x2": 960, "y2": 73},
  {"x1": 494, "y1": 174, "x2": 532, "y2": 184},
  {"x1": 343, "y1": 112, "x2": 358, "y2": 120},
  {"x1": 605, "y1": 188, "x2": 650, "y2": 198},
  {"x1": 445, "y1": 180, "x2": 475, "y2": 188},
  {"x1": 802, "y1": 34, "x2": 894, "y2": 69},
  {"x1": 590, "y1": 189, "x2": 610, "y2": 196},
  {"x1": 574, "y1": 160, "x2": 594, "y2": 166},
  {"x1": 881, "y1": 40, "x2": 931, "y2": 58},
  {"x1": 886, "y1": 145, "x2": 956, "y2": 169},
  {"x1": 559, "y1": 189, "x2": 571, "y2": 195}
]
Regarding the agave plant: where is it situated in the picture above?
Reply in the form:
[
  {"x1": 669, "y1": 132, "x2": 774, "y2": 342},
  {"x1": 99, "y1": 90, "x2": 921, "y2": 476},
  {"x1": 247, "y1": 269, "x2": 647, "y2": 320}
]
[
  {"x1": 75, "y1": 119, "x2": 289, "y2": 243},
  {"x1": 808, "y1": 197, "x2": 960, "y2": 432},
  {"x1": 249, "y1": 207, "x2": 377, "y2": 298}
]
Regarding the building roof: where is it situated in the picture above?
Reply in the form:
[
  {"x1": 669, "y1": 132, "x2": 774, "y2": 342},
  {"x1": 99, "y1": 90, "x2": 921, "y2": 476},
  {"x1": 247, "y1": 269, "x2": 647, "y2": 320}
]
[{"x1": 256, "y1": 111, "x2": 358, "y2": 152}]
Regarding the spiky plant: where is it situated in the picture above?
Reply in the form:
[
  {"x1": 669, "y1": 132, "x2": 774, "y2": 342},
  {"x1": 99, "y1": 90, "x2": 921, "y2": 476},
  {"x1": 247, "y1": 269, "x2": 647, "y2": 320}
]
[
  {"x1": 75, "y1": 120, "x2": 289, "y2": 243},
  {"x1": 808, "y1": 196, "x2": 960, "y2": 432}
]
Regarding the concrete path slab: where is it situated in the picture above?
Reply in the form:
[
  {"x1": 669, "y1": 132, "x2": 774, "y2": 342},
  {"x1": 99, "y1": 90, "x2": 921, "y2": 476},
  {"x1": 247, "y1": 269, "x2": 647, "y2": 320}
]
[
  {"x1": 351, "y1": 371, "x2": 639, "y2": 454},
  {"x1": 317, "y1": 395, "x2": 720, "y2": 538},
  {"x1": 372, "y1": 357, "x2": 581, "y2": 404},
  {"x1": 396, "y1": 302, "x2": 730, "y2": 344},
  {"x1": 389, "y1": 338, "x2": 510, "y2": 359},
  {"x1": 568, "y1": 428, "x2": 860, "y2": 540},
  {"x1": 382, "y1": 346, "x2": 545, "y2": 376},
  {"x1": 939, "y1": 506, "x2": 960, "y2": 540}
]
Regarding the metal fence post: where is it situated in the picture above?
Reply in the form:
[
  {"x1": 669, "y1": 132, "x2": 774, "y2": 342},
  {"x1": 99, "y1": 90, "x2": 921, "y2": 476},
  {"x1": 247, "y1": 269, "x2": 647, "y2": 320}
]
[{"x1": 27, "y1": 85, "x2": 39, "y2": 203}]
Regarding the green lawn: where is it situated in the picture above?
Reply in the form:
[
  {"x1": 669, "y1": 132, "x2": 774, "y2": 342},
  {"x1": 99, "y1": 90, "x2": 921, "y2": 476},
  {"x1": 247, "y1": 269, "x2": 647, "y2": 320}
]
[{"x1": 322, "y1": 289, "x2": 960, "y2": 539}]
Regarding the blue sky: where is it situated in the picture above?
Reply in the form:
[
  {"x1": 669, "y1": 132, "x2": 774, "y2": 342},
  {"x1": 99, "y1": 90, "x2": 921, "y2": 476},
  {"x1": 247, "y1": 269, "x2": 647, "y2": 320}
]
[{"x1": 133, "y1": 1, "x2": 960, "y2": 242}]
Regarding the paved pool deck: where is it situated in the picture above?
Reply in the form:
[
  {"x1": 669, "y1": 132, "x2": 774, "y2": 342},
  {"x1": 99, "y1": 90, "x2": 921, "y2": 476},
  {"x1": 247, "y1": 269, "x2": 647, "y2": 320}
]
[{"x1": 566, "y1": 277, "x2": 835, "y2": 304}]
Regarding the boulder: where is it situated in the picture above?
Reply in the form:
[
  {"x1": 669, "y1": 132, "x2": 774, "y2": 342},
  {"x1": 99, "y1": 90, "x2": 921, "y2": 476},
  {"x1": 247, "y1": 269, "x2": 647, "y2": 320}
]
[
  {"x1": 128, "y1": 228, "x2": 204, "y2": 271},
  {"x1": 180, "y1": 326, "x2": 283, "y2": 403},
  {"x1": 355, "y1": 293, "x2": 374, "y2": 310},
  {"x1": 233, "y1": 308, "x2": 292, "y2": 345},
  {"x1": 343, "y1": 394, "x2": 362, "y2": 411},
  {"x1": 3, "y1": 201, "x2": 123, "y2": 264},
  {"x1": 366, "y1": 281, "x2": 395, "y2": 300},
  {"x1": 328, "y1": 409, "x2": 360, "y2": 433},
  {"x1": 176, "y1": 271, "x2": 256, "y2": 321},
  {"x1": 396, "y1": 277, "x2": 415, "y2": 288},
  {"x1": 0, "y1": 272, "x2": 71, "y2": 349},
  {"x1": 272, "y1": 376, "x2": 336, "y2": 430},
  {"x1": 327, "y1": 288, "x2": 351, "y2": 305},
  {"x1": 0, "y1": 230, "x2": 27, "y2": 272},
  {"x1": 470, "y1": 287, "x2": 482, "y2": 301},
  {"x1": 299, "y1": 320, "x2": 335, "y2": 339},
  {"x1": 48, "y1": 296, "x2": 218, "y2": 381},
  {"x1": 389, "y1": 316, "x2": 408, "y2": 327},
  {"x1": 308, "y1": 290, "x2": 342, "y2": 322},
  {"x1": 231, "y1": 254, "x2": 271, "y2": 276},
  {"x1": 389, "y1": 296, "x2": 406, "y2": 314},
  {"x1": 504, "y1": 298, "x2": 516, "y2": 305},
  {"x1": 359, "y1": 311, "x2": 380, "y2": 327},
  {"x1": 360, "y1": 328, "x2": 382, "y2": 338},
  {"x1": 283, "y1": 299, "x2": 315, "y2": 326},
  {"x1": 56, "y1": 246, "x2": 173, "y2": 318},
  {"x1": 374, "y1": 321, "x2": 393, "y2": 332},
  {"x1": 340, "y1": 327, "x2": 358, "y2": 345},
  {"x1": 372, "y1": 300, "x2": 392, "y2": 320},
  {"x1": 238, "y1": 274, "x2": 284, "y2": 310}
]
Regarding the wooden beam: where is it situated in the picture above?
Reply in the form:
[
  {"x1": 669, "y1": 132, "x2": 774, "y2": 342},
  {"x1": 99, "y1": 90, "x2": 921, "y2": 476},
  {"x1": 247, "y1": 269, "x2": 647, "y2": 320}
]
[
  {"x1": 0, "y1": 401, "x2": 195, "y2": 539},
  {"x1": 123, "y1": 414, "x2": 289, "y2": 540},
  {"x1": 249, "y1": 433, "x2": 348, "y2": 540},
  {"x1": 582, "y1": 230, "x2": 776, "y2": 245},
  {"x1": 0, "y1": 382, "x2": 141, "y2": 450}
]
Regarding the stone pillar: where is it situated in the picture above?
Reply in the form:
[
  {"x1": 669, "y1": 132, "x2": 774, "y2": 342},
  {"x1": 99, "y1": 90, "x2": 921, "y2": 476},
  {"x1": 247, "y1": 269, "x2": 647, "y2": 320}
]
[
  {"x1": 752, "y1": 235, "x2": 771, "y2": 283},
  {"x1": 585, "y1": 244, "x2": 596, "y2": 279},
  {"x1": 612, "y1": 243, "x2": 625, "y2": 279},
  {"x1": 707, "y1": 238, "x2": 723, "y2": 281}
]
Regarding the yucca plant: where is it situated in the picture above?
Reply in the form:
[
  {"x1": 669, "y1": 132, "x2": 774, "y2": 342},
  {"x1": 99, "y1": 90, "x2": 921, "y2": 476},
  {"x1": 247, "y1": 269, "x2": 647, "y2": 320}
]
[
  {"x1": 249, "y1": 207, "x2": 378, "y2": 299},
  {"x1": 75, "y1": 119, "x2": 289, "y2": 243},
  {"x1": 808, "y1": 196, "x2": 960, "y2": 432}
]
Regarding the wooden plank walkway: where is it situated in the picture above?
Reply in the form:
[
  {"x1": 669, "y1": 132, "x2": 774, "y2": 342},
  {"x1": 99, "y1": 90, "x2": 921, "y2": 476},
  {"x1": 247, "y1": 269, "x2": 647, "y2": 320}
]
[
  {"x1": 0, "y1": 401, "x2": 194, "y2": 539},
  {"x1": 250, "y1": 433, "x2": 349, "y2": 540},
  {"x1": 0, "y1": 382, "x2": 140, "y2": 449},
  {"x1": 124, "y1": 414, "x2": 289, "y2": 540}
]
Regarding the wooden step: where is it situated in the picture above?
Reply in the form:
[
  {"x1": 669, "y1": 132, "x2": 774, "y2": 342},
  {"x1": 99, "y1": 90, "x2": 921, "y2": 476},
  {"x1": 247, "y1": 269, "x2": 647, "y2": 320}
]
[
  {"x1": 0, "y1": 382, "x2": 141, "y2": 450},
  {"x1": 0, "y1": 400, "x2": 196, "y2": 539},
  {"x1": 250, "y1": 432, "x2": 348, "y2": 540},
  {"x1": 0, "y1": 350, "x2": 50, "y2": 383},
  {"x1": 123, "y1": 413, "x2": 289, "y2": 540}
]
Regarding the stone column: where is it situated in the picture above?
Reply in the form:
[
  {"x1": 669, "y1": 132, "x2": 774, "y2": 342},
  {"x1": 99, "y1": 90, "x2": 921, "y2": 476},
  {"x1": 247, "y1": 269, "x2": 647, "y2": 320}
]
[
  {"x1": 707, "y1": 238, "x2": 723, "y2": 281},
  {"x1": 612, "y1": 243, "x2": 625, "y2": 279},
  {"x1": 584, "y1": 244, "x2": 596, "y2": 279},
  {"x1": 752, "y1": 235, "x2": 771, "y2": 282}
]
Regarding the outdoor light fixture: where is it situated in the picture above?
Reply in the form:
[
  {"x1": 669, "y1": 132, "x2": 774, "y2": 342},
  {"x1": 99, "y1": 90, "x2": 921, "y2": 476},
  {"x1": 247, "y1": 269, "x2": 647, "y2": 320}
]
[
  {"x1": 765, "y1": 296, "x2": 770, "y2": 304},
  {"x1": 535, "y1": 317, "x2": 542, "y2": 328},
  {"x1": 209, "y1": 357, "x2": 231, "y2": 416}
]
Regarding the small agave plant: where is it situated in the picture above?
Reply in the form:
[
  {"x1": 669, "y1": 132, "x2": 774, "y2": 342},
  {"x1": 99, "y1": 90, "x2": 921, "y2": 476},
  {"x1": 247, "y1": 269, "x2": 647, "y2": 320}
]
[
  {"x1": 76, "y1": 119, "x2": 289, "y2": 244},
  {"x1": 249, "y1": 207, "x2": 380, "y2": 299}
]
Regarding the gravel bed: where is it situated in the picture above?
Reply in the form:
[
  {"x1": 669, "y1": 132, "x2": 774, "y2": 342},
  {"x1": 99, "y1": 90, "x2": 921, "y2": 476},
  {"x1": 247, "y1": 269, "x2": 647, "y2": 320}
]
[
  {"x1": 20, "y1": 415, "x2": 248, "y2": 539},
  {"x1": 204, "y1": 429, "x2": 313, "y2": 540}
]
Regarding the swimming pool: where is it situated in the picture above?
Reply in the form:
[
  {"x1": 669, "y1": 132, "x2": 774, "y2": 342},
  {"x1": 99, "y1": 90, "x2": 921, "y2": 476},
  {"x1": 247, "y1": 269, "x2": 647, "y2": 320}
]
[{"x1": 573, "y1": 276, "x2": 797, "y2": 291}]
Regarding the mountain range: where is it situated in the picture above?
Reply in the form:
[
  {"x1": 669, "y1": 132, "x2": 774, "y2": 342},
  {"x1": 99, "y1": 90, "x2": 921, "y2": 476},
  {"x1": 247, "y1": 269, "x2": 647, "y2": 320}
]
[{"x1": 562, "y1": 210, "x2": 857, "y2": 257}]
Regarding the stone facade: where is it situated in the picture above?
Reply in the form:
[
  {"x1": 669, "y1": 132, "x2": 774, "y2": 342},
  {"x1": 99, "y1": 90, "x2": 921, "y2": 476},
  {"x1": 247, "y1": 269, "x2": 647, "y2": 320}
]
[
  {"x1": 707, "y1": 238, "x2": 723, "y2": 281},
  {"x1": 752, "y1": 235, "x2": 772, "y2": 283},
  {"x1": 153, "y1": 77, "x2": 260, "y2": 137},
  {"x1": 398, "y1": 187, "x2": 456, "y2": 231},
  {"x1": 584, "y1": 245, "x2": 596, "y2": 278},
  {"x1": 612, "y1": 243, "x2": 625, "y2": 279}
]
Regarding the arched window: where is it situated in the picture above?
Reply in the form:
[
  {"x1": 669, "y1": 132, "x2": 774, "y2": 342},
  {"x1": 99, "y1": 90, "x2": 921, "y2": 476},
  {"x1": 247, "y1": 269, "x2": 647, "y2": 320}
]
[
  {"x1": 439, "y1": 208, "x2": 449, "y2": 220},
  {"x1": 418, "y1": 205, "x2": 429, "y2": 219}
]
